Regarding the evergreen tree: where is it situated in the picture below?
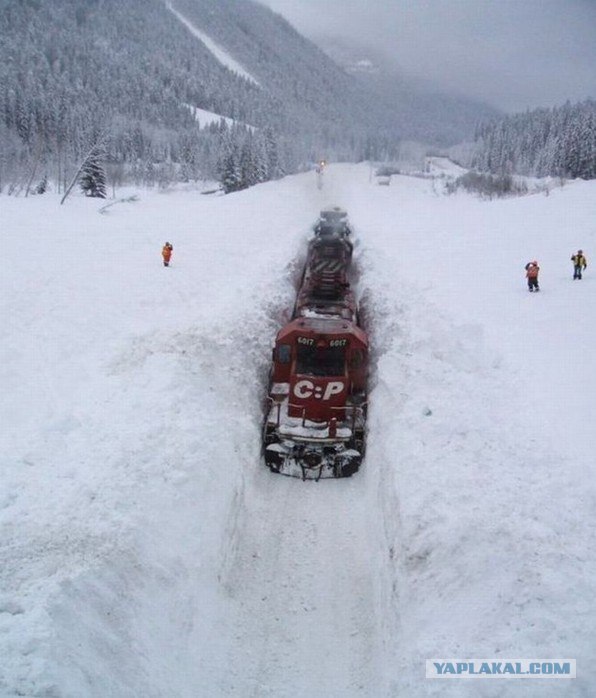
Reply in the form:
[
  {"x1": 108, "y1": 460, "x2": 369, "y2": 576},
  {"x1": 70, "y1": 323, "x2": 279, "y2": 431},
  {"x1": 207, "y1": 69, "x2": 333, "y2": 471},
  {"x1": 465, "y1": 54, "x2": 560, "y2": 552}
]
[
  {"x1": 80, "y1": 145, "x2": 107, "y2": 198},
  {"x1": 252, "y1": 132, "x2": 269, "y2": 183},
  {"x1": 263, "y1": 126, "x2": 281, "y2": 180},
  {"x1": 220, "y1": 137, "x2": 242, "y2": 193},
  {"x1": 35, "y1": 174, "x2": 48, "y2": 194}
]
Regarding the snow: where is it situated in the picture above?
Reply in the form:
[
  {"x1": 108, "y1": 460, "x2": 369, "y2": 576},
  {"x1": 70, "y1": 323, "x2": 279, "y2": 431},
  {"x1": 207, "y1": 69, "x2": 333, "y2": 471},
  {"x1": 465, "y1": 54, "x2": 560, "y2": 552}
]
[
  {"x1": 166, "y1": 2, "x2": 260, "y2": 86},
  {"x1": 185, "y1": 105, "x2": 233, "y2": 129},
  {"x1": 184, "y1": 104, "x2": 255, "y2": 131},
  {"x1": 425, "y1": 155, "x2": 468, "y2": 176},
  {"x1": 1, "y1": 166, "x2": 595, "y2": 697}
]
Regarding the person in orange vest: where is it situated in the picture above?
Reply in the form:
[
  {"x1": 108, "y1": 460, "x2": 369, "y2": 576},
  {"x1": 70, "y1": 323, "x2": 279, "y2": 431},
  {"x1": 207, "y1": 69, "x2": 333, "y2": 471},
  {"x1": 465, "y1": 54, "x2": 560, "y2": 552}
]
[
  {"x1": 525, "y1": 260, "x2": 540, "y2": 292},
  {"x1": 571, "y1": 249, "x2": 587, "y2": 279},
  {"x1": 162, "y1": 242, "x2": 173, "y2": 267}
]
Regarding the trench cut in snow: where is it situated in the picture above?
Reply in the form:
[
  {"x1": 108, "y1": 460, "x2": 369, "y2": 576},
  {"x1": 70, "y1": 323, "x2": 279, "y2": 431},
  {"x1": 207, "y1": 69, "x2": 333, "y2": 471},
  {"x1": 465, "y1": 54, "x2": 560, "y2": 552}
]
[
  {"x1": 2, "y1": 164, "x2": 596, "y2": 697},
  {"x1": 166, "y1": 1, "x2": 260, "y2": 86}
]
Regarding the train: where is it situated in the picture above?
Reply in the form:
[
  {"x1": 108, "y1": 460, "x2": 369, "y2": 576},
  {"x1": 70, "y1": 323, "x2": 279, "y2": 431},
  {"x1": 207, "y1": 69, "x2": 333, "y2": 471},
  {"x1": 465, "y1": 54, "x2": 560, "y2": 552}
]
[{"x1": 262, "y1": 207, "x2": 368, "y2": 480}]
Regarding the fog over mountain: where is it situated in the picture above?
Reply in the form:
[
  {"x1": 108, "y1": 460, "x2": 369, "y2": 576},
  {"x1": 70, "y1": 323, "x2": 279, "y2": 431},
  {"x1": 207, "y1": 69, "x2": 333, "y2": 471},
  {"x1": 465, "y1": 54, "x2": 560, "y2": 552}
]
[
  {"x1": 258, "y1": 0, "x2": 596, "y2": 113},
  {"x1": 318, "y1": 34, "x2": 499, "y2": 148}
]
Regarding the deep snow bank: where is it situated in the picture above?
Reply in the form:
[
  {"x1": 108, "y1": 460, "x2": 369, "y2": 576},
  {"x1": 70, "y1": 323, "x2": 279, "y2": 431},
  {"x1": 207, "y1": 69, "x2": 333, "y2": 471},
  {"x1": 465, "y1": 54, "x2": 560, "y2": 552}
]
[{"x1": 1, "y1": 167, "x2": 595, "y2": 697}]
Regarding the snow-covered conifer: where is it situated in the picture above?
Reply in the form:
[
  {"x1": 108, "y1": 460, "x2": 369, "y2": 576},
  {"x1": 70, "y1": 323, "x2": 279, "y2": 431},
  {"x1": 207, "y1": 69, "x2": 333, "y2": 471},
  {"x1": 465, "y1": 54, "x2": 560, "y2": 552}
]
[{"x1": 80, "y1": 145, "x2": 107, "y2": 198}]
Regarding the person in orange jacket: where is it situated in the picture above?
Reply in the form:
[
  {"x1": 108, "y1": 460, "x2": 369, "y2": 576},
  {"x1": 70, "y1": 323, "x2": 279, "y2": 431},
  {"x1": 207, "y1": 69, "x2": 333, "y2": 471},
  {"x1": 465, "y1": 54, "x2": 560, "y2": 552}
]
[
  {"x1": 525, "y1": 260, "x2": 540, "y2": 292},
  {"x1": 162, "y1": 242, "x2": 173, "y2": 267}
]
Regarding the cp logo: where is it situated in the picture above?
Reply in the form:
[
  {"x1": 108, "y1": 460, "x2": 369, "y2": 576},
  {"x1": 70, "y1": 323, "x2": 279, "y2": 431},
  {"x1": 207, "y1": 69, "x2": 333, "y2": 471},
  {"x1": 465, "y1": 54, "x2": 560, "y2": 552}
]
[{"x1": 293, "y1": 380, "x2": 344, "y2": 401}]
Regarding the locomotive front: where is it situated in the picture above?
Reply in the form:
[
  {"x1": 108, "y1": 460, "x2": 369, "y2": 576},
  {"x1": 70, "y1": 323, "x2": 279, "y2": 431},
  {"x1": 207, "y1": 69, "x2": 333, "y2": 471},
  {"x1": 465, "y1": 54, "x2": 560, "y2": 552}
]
[{"x1": 263, "y1": 317, "x2": 367, "y2": 479}]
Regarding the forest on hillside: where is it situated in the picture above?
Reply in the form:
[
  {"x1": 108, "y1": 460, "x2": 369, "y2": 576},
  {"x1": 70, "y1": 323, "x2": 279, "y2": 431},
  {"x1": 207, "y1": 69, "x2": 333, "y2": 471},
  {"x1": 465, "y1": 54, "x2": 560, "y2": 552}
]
[
  {"x1": 2, "y1": 0, "x2": 594, "y2": 198},
  {"x1": 0, "y1": 0, "x2": 403, "y2": 196},
  {"x1": 473, "y1": 99, "x2": 596, "y2": 180}
]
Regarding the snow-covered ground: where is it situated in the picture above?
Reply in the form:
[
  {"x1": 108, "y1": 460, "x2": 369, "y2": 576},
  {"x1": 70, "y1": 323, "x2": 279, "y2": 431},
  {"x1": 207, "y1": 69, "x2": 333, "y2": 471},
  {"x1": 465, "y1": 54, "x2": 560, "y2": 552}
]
[
  {"x1": 184, "y1": 105, "x2": 255, "y2": 132},
  {"x1": 425, "y1": 155, "x2": 468, "y2": 177},
  {"x1": 1, "y1": 165, "x2": 595, "y2": 697}
]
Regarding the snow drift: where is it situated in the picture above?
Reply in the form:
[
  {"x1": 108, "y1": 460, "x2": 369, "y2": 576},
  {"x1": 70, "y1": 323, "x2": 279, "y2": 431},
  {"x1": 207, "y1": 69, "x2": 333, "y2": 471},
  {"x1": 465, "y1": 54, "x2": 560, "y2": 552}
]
[{"x1": 1, "y1": 165, "x2": 595, "y2": 697}]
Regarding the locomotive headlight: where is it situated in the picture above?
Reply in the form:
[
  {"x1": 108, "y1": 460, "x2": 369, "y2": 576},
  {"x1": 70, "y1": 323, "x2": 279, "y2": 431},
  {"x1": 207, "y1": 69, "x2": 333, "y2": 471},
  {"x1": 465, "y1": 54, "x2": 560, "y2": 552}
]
[{"x1": 303, "y1": 450, "x2": 322, "y2": 468}]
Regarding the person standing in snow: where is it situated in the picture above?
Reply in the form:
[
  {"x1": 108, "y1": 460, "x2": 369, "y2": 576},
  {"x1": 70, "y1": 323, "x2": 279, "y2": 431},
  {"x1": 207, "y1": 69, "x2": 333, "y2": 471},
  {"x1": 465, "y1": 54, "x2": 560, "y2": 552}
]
[
  {"x1": 571, "y1": 249, "x2": 587, "y2": 279},
  {"x1": 525, "y1": 260, "x2": 540, "y2": 292},
  {"x1": 162, "y1": 242, "x2": 173, "y2": 267}
]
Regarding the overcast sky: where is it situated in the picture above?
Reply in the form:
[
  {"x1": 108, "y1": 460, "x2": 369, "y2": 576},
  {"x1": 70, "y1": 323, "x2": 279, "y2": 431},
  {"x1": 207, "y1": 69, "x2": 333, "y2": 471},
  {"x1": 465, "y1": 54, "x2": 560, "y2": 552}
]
[{"x1": 257, "y1": 0, "x2": 596, "y2": 112}]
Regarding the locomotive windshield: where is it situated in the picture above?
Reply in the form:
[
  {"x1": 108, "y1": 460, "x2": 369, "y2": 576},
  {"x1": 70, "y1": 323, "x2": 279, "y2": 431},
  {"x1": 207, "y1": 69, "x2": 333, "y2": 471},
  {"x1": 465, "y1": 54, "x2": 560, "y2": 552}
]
[{"x1": 296, "y1": 344, "x2": 346, "y2": 377}]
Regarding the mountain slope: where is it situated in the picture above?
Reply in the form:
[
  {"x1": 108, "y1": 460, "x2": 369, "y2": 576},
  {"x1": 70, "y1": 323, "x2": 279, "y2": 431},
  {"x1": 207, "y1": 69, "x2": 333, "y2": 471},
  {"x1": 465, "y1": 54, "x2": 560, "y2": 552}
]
[
  {"x1": 0, "y1": 0, "x2": 391, "y2": 183},
  {"x1": 168, "y1": 0, "x2": 384, "y2": 152},
  {"x1": 320, "y1": 34, "x2": 502, "y2": 146},
  {"x1": 1, "y1": 0, "x2": 500, "y2": 193}
]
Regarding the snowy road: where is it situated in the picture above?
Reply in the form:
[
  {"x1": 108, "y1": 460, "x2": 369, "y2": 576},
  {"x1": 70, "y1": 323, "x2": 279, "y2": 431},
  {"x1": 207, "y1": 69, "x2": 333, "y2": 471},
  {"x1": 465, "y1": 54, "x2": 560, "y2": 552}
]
[{"x1": 2, "y1": 165, "x2": 595, "y2": 697}]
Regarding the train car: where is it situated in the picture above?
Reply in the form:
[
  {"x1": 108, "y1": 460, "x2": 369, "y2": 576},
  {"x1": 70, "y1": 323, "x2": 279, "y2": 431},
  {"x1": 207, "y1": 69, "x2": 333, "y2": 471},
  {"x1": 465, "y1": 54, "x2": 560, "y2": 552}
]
[
  {"x1": 294, "y1": 231, "x2": 354, "y2": 319},
  {"x1": 313, "y1": 206, "x2": 352, "y2": 238},
  {"x1": 263, "y1": 209, "x2": 368, "y2": 480}
]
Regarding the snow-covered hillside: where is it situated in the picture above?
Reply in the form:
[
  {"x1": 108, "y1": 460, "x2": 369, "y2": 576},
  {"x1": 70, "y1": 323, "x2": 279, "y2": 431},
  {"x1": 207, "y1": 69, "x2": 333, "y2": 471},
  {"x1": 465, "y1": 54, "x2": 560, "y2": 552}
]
[
  {"x1": 1, "y1": 167, "x2": 595, "y2": 697},
  {"x1": 166, "y1": 2, "x2": 260, "y2": 85},
  {"x1": 184, "y1": 105, "x2": 256, "y2": 132}
]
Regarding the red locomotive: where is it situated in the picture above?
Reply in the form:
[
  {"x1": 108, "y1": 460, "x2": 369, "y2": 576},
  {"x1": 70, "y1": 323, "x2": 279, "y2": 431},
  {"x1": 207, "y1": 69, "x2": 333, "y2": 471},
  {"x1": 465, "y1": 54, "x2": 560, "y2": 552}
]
[{"x1": 263, "y1": 208, "x2": 368, "y2": 479}]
